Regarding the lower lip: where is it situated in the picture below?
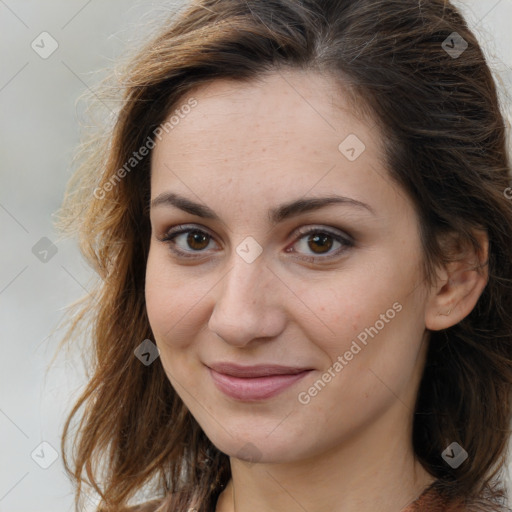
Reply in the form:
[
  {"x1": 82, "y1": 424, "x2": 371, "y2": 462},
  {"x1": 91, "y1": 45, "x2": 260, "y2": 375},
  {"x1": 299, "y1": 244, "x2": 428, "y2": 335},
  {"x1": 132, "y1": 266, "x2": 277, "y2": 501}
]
[{"x1": 208, "y1": 368, "x2": 312, "y2": 401}]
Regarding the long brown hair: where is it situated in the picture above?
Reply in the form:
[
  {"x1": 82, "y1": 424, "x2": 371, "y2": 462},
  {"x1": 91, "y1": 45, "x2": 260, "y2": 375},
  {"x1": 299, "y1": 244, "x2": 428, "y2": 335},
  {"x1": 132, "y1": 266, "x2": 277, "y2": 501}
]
[{"x1": 58, "y1": 1, "x2": 512, "y2": 510}]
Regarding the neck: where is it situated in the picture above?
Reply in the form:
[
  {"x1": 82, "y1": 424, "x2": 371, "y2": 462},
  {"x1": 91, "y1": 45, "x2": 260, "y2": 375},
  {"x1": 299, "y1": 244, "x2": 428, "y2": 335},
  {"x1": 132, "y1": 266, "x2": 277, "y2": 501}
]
[{"x1": 215, "y1": 399, "x2": 435, "y2": 512}]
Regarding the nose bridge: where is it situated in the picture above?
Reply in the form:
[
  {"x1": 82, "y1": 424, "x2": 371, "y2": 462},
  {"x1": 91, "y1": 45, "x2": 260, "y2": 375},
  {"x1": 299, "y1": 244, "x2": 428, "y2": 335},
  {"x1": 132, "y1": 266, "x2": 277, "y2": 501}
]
[{"x1": 208, "y1": 252, "x2": 284, "y2": 345}]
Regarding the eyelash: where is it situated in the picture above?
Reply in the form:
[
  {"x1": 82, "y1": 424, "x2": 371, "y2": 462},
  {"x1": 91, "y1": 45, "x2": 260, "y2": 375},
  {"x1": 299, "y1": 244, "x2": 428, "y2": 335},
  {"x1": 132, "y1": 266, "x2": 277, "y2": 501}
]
[{"x1": 158, "y1": 224, "x2": 354, "y2": 263}]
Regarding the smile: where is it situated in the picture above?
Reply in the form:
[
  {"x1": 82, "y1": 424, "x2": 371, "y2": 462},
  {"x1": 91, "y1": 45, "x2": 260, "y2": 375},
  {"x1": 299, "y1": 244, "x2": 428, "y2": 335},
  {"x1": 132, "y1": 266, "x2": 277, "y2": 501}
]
[{"x1": 207, "y1": 364, "x2": 313, "y2": 401}]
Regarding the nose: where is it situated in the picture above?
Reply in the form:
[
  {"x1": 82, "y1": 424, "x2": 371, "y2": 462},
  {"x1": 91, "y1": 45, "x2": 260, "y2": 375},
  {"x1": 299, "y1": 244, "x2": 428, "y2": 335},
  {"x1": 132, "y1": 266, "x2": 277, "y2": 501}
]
[{"x1": 207, "y1": 256, "x2": 287, "y2": 347}]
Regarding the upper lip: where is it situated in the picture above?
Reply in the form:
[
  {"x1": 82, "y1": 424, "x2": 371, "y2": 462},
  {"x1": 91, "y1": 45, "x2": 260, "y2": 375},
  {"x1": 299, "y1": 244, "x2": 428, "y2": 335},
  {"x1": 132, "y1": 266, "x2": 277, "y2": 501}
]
[{"x1": 207, "y1": 362, "x2": 312, "y2": 378}]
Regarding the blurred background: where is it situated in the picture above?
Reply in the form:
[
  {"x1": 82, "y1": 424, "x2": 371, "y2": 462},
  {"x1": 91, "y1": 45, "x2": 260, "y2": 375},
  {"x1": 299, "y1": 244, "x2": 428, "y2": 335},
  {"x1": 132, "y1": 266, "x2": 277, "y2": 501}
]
[{"x1": 1, "y1": 1, "x2": 511, "y2": 510}]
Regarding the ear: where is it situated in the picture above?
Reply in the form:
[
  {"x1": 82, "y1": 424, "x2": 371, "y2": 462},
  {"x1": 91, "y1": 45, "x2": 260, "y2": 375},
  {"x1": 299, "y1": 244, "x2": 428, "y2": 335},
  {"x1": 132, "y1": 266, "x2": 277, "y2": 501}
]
[{"x1": 425, "y1": 229, "x2": 489, "y2": 331}]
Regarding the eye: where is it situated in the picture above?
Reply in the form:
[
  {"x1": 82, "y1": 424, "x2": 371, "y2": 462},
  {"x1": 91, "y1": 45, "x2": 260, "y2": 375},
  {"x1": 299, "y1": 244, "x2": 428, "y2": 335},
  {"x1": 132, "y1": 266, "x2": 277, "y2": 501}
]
[
  {"x1": 158, "y1": 224, "x2": 354, "y2": 262},
  {"x1": 159, "y1": 224, "x2": 217, "y2": 259},
  {"x1": 287, "y1": 226, "x2": 353, "y2": 262}
]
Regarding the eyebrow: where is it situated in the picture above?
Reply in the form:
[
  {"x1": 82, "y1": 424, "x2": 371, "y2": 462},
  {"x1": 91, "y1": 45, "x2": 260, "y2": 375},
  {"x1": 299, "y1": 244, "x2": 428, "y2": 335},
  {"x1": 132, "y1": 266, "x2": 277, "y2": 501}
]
[{"x1": 150, "y1": 192, "x2": 376, "y2": 224}]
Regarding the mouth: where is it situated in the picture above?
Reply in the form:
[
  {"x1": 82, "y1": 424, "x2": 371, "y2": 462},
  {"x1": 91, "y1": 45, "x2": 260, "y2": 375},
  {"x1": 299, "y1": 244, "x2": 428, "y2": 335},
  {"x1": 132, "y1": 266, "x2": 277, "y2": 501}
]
[{"x1": 206, "y1": 363, "x2": 313, "y2": 401}]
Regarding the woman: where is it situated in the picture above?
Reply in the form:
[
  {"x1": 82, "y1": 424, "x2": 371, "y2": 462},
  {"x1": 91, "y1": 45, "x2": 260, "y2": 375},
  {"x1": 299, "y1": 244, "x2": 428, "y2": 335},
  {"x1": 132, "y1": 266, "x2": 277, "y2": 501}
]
[{"x1": 58, "y1": 0, "x2": 512, "y2": 511}]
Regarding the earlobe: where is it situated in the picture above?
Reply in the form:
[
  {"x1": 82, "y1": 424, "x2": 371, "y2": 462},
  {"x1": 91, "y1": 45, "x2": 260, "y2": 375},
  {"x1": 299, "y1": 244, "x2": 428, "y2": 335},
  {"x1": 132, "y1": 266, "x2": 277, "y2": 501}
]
[{"x1": 424, "y1": 230, "x2": 489, "y2": 332}]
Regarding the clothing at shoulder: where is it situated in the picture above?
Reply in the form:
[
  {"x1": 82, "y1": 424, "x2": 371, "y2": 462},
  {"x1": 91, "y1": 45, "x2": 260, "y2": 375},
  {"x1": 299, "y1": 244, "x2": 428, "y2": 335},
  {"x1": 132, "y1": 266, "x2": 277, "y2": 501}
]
[
  {"x1": 127, "y1": 491, "x2": 459, "y2": 512},
  {"x1": 403, "y1": 484, "x2": 467, "y2": 512},
  {"x1": 124, "y1": 490, "x2": 508, "y2": 512}
]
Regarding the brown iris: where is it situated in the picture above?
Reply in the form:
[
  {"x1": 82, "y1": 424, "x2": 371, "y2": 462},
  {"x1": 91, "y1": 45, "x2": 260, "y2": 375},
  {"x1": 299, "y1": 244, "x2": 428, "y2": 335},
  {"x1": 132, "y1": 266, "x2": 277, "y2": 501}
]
[
  {"x1": 307, "y1": 233, "x2": 333, "y2": 254},
  {"x1": 187, "y1": 230, "x2": 210, "y2": 250}
]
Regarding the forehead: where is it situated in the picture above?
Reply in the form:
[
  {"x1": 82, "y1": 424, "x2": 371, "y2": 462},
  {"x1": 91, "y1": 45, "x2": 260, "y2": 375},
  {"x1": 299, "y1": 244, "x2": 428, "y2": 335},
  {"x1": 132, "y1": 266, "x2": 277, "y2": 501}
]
[
  {"x1": 151, "y1": 69, "x2": 384, "y2": 184},
  {"x1": 149, "y1": 69, "x2": 417, "y2": 242}
]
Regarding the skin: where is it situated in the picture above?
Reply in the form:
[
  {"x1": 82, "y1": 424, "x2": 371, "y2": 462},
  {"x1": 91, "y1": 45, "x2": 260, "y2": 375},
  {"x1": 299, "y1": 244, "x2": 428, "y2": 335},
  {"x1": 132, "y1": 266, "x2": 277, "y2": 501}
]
[{"x1": 145, "y1": 69, "x2": 488, "y2": 512}]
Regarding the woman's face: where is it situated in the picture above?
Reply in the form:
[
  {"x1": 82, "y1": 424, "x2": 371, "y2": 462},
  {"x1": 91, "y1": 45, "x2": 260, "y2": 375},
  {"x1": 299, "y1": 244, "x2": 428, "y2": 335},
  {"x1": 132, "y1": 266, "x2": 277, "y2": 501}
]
[{"x1": 146, "y1": 69, "x2": 432, "y2": 464}]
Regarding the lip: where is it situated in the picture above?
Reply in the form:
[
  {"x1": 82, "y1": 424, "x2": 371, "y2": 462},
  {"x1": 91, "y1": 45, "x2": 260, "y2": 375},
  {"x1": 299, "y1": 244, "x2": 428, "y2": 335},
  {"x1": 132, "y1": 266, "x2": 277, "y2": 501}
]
[{"x1": 207, "y1": 363, "x2": 313, "y2": 401}]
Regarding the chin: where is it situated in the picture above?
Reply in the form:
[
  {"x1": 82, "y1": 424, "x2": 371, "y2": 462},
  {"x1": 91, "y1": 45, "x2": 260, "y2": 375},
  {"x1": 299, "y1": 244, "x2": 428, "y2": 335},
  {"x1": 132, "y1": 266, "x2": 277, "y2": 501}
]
[
  {"x1": 195, "y1": 414, "x2": 313, "y2": 464},
  {"x1": 214, "y1": 435, "x2": 297, "y2": 464}
]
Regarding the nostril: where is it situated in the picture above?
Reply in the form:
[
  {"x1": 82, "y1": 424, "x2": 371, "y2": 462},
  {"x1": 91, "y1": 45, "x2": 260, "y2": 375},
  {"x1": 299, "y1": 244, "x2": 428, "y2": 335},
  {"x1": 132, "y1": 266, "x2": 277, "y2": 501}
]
[{"x1": 213, "y1": 331, "x2": 226, "y2": 342}]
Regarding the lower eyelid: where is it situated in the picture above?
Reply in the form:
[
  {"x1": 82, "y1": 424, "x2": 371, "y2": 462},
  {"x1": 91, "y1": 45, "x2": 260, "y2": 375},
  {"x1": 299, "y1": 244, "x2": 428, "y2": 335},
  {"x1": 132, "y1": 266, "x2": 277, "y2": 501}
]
[{"x1": 289, "y1": 233, "x2": 352, "y2": 258}]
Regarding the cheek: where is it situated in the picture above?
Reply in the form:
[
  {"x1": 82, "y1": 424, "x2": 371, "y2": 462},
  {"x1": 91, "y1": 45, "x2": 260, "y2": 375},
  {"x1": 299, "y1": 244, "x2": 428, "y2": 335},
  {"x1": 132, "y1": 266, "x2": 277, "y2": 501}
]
[
  {"x1": 145, "y1": 250, "x2": 170, "y2": 336},
  {"x1": 145, "y1": 248, "x2": 188, "y2": 346},
  {"x1": 145, "y1": 251, "x2": 201, "y2": 391},
  {"x1": 293, "y1": 269, "x2": 410, "y2": 360},
  {"x1": 326, "y1": 296, "x2": 425, "y2": 406},
  {"x1": 145, "y1": 246, "x2": 212, "y2": 352},
  {"x1": 294, "y1": 262, "x2": 426, "y2": 405}
]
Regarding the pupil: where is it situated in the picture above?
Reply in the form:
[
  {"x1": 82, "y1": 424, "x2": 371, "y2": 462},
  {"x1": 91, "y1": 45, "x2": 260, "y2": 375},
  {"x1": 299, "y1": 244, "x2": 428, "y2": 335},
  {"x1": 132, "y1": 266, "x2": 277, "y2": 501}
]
[
  {"x1": 188, "y1": 231, "x2": 209, "y2": 250},
  {"x1": 308, "y1": 233, "x2": 332, "y2": 254}
]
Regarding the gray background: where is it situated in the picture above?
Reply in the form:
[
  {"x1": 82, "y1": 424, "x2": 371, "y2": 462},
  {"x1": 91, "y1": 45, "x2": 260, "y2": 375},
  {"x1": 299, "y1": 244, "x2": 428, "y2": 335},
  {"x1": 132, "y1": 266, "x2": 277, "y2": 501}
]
[{"x1": 1, "y1": 1, "x2": 511, "y2": 510}]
